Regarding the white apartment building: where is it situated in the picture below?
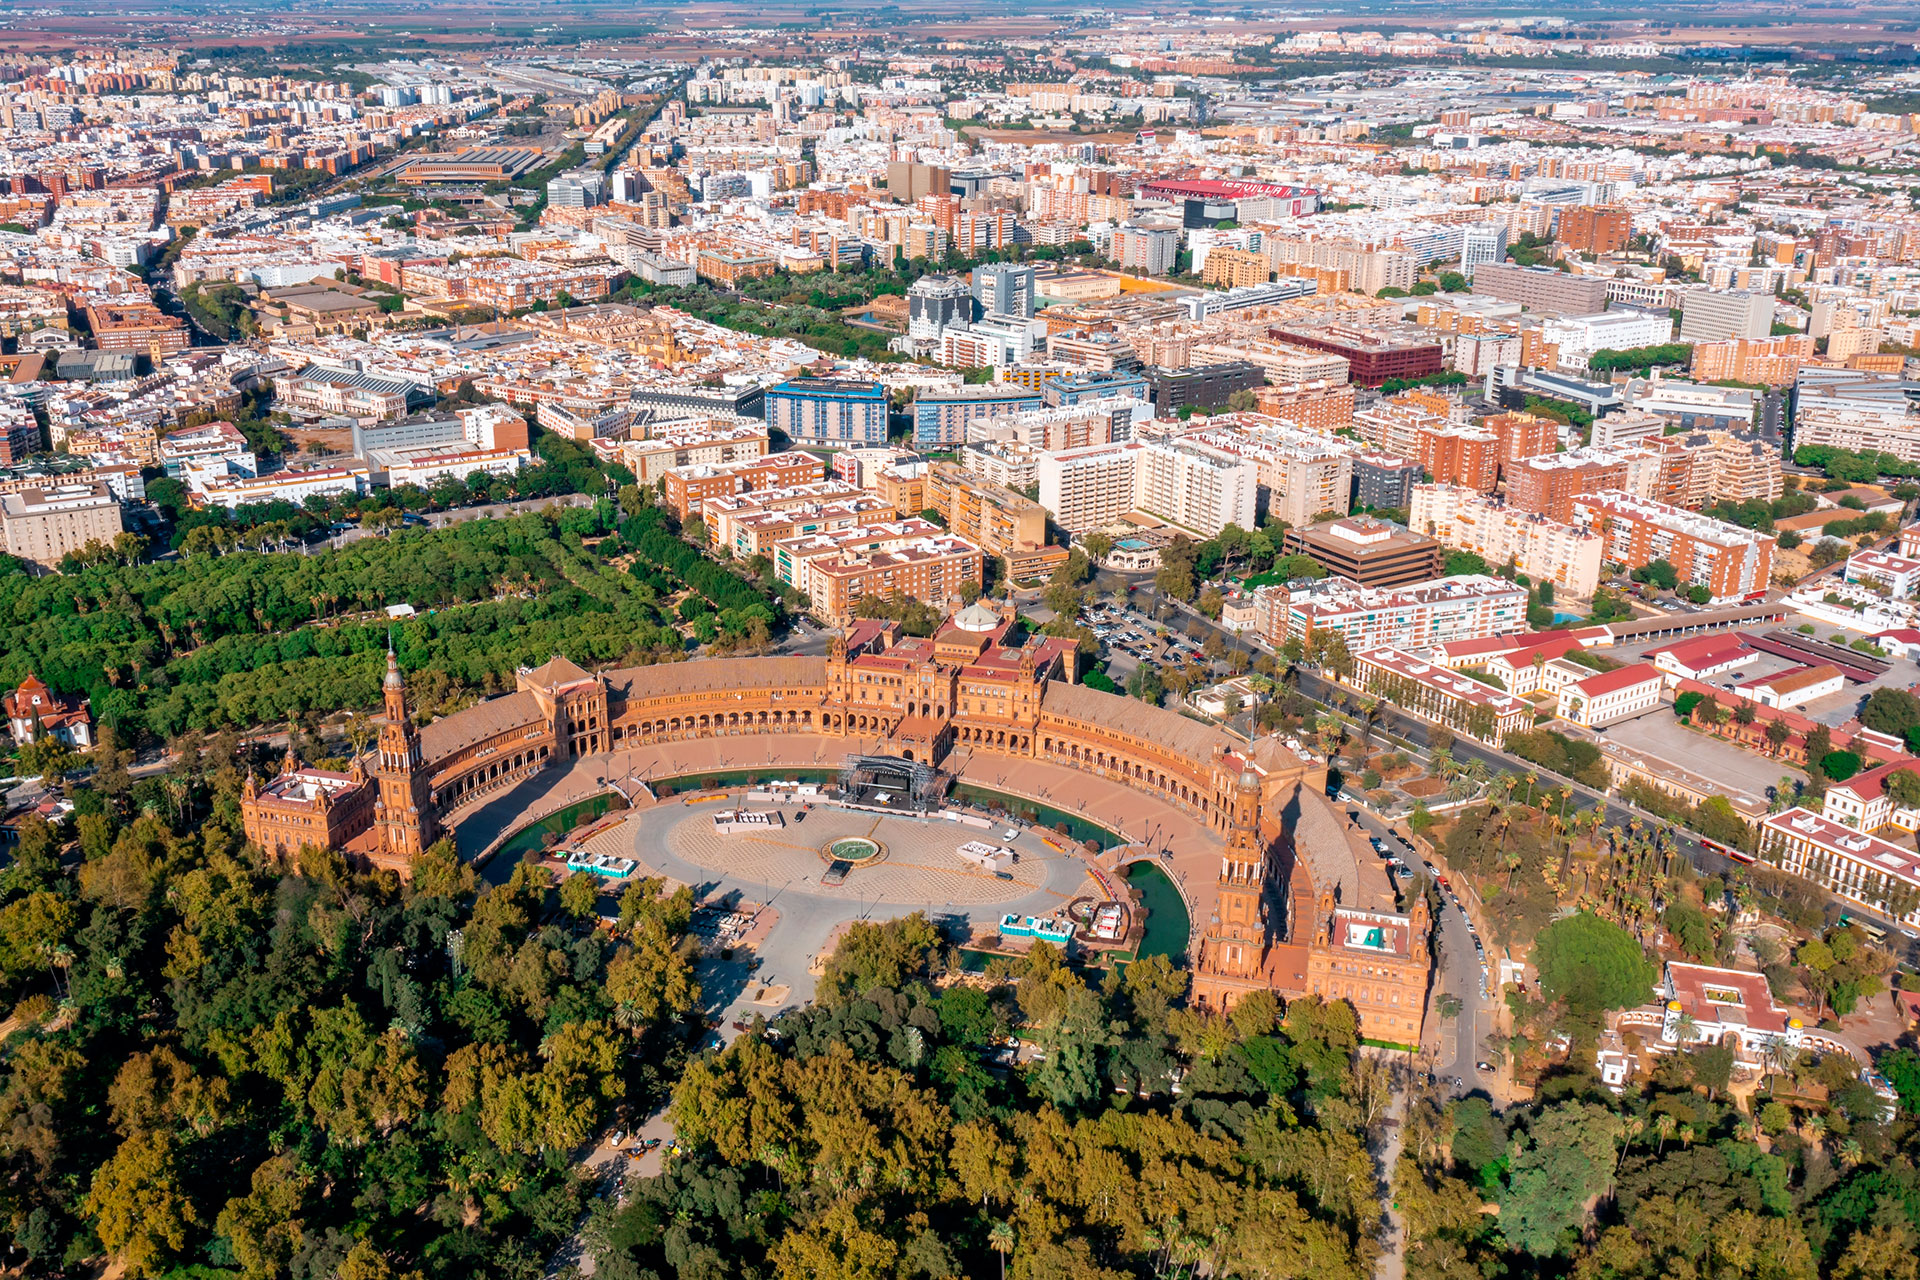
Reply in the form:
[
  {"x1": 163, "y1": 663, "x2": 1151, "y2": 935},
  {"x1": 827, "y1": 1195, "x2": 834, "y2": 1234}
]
[
  {"x1": 1794, "y1": 403, "x2": 1920, "y2": 465},
  {"x1": 1037, "y1": 441, "x2": 1144, "y2": 534},
  {"x1": 193, "y1": 465, "x2": 370, "y2": 510},
  {"x1": 1189, "y1": 419, "x2": 1358, "y2": 527},
  {"x1": 957, "y1": 439, "x2": 1042, "y2": 491},
  {"x1": 384, "y1": 445, "x2": 531, "y2": 490},
  {"x1": 967, "y1": 397, "x2": 1148, "y2": 451},
  {"x1": 1540, "y1": 310, "x2": 1673, "y2": 371},
  {"x1": 1679, "y1": 289, "x2": 1774, "y2": 343},
  {"x1": 1036, "y1": 437, "x2": 1257, "y2": 536},
  {"x1": 1846, "y1": 548, "x2": 1920, "y2": 599},
  {"x1": 1112, "y1": 223, "x2": 1180, "y2": 275},
  {"x1": 1459, "y1": 223, "x2": 1510, "y2": 281},
  {"x1": 1409, "y1": 484, "x2": 1604, "y2": 597},
  {"x1": 1255, "y1": 574, "x2": 1529, "y2": 651},
  {"x1": 1137, "y1": 437, "x2": 1259, "y2": 536},
  {"x1": 1588, "y1": 409, "x2": 1668, "y2": 450}
]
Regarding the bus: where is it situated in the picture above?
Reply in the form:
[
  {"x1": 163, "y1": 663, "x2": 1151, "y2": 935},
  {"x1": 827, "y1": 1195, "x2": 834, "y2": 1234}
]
[
  {"x1": 1839, "y1": 913, "x2": 1888, "y2": 944},
  {"x1": 1699, "y1": 836, "x2": 1756, "y2": 865}
]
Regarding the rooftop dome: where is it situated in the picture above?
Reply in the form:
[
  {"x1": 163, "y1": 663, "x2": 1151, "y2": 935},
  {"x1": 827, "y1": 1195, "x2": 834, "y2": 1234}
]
[{"x1": 951, "y1": 601, "x2": 1003, "y2": 633}]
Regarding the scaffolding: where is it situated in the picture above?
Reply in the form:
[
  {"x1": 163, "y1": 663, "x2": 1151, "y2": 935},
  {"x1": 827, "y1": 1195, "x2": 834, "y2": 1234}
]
[{"x1": 839, "y1": 753, "x2": 943, "y2": 813}]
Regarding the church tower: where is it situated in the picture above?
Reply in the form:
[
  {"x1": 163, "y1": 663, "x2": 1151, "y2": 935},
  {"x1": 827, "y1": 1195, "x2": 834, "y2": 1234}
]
[
  {"x1": 372, "y1": 648, "x2": 436, "y2": 862},
  {"x1": 1192, "y1": 770, "x2": 1272, "y2": 1005}
]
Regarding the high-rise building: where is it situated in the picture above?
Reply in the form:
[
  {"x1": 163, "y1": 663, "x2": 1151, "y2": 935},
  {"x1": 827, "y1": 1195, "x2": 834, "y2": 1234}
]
[
  {"x1": 1556, "y1": 206, "x2": 1630, "y2": 256},
  {"x1": 1352, "y1": 453, "x2": 1420, "y2": 512},
  {"x1": 1504, "y1": 451, "x2": 1631, "y2": 523},
  {"x1": 906, "y1": 274, "x2": 973, "y2": 340},
  {"x1": 1410, "y1": 484, "x2": 1604, "y2": 597},
  {"x1": 1459, "y1": 223, "x2": 1510, "y2": 280},
  {"x1": 1679, "y1": 290, "x2": 1774, "y2": 343},
  {"x1": 1470, "y1": 262, "x2": 1610, "y2": 315},
  {"x1": 764, "y1": 379, "x2": 890, "y2": 446},
  {"x1": 1112, "y1": 223, "x2": 1180, "y2": 275},
  {"x1": 911, "y1": 385, "x2": 1044, "y2": 448},
  {"x1": 1037, "y1": 437, "x2": 1257, "y2": 536},
  {"x1": 1483, "y1": 411, "x2": 1562, "y2": 473},
  {"x1": 1143, "y1": 362, "x2": 1266, "y2": 415},
  {"x1": 885, "y1": 161, "x2": 951, "y2": 203},
  {"x1": 971, "y1": 262, "x2": 1036, "y2": 320},
  {"x1": 1570, "y1": 490, "x2": 1775, "y2": 601},
  {"x1": 1416, "y1": 424, "x2": 1500, "y2": 493}
]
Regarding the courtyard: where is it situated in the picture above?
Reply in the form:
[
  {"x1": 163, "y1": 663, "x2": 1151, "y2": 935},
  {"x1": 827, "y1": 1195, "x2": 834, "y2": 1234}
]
[{"x1": 569, "y1": 794, "x2": 1109, "y2": 1019}]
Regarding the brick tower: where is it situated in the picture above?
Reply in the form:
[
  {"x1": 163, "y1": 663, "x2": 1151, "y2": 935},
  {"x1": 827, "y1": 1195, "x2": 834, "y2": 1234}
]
[{"x1": 372, "y1": 647, "x2": 436, "y2": 862}]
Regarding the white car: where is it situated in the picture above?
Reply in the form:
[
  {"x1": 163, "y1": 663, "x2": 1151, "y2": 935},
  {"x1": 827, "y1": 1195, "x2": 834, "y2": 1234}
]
[{"x1": 1003, "y1": 829, "x2": 1020, "y2": 841}]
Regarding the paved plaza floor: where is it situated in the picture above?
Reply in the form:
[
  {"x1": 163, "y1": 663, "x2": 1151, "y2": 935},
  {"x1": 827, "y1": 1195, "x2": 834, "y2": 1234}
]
[
  {"x1": 578, "y1": 798, "x2": 1098, "y2": 1016},
  {"x1": 456, "y1": 733, "x2": 1231, "y2": 1023}
]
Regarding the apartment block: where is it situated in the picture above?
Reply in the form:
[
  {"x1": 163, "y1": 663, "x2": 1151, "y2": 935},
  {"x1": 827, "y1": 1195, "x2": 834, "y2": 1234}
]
[
  {"x1": 1252, "y1": 382, "x2": 1355, "y2": 431},
  {"x1": 1112, "y1": 223, "x2": 1180, "y2": 275},
  {"x1": 1202, "y1": 247, "x2": 1272, "y2": 289},
  {"x1": 1556, "y1": 205, "x2": 1630, "y2": 256},
  {"x1": 607, "y1": 419, "x2": 770, "y2": 484},
  {"x1": 1690, "y1": 335, "x2": 1815, "y2": 386},
  {"x1": 1678, "y1": 289, "x2": 1774, "y2": 343},
  {"x1": 1675, "y1": 431, "x2": 1783, "y2": 504},
  {"x1": 924, "y1": 462, "x2": 1063, "y2": 576},
  {"x1": 1505, "y1": 451, "x2": 1631, "y2": 523},
  {"x1": 1144, "y1": 362, "x2": 1266, "y2": 415},
  {"x1": 957, "y1": 439, "x2": 1043, "y2": 491},
  {"x1": 1037, "y1": 441, "x2": 1145, "y2": 534},
  {"x1": 1188, "y1": 419, "x2": 1357, "y2": 526},
  {"x1": 1037, "y1": 437, "x2": 1257, "y2": 536},
  {"x1": 1570, "y1": 490, "x2": 1775, "y2": 601},
  {"x1": 764, "y1": 379, "x2": 888, "y2": 446},
  {"x1": 1136, "y1": 437, "x2": 1260, "y2": 536},
  {"x1": 967, "y1": 396, "x2": 1144, "y2": 451},
  {"x1": 1355, "y1": 398, "x2": 1450, "y2": 458},
  {"x1": 0, "y1": 481, "x2": 122, "y2": 572},
  {"x1": 1353, "y1": 453, "x2": 1420, "y2": 512},
  {"x1": 788, "y1": 528, "x2": 983, "y2": 625},
  {"x1": 664, "y1": 451, "x2": 827, "y2": 521},
  {"x1": 1470, "y1": 262, "x2": 1610, "y2": 315},
  {"x1": 1417, "y1": 424, "x2": 1500, "y2": 493},
  {"x1": 1255, "y1": 574, "x2": 1529, "y2": 651},
  {"x1": 1410, "y1": 483, "x2": 1604, "y2": 597},
  {"x1": 705, "y1": 485, "x2": 896, "y2": 558},
  {"x1": 1484, "y1": 411, "x2": 1562, "y2": 473},
  {"x1": 911, "y1": 385, "x2": 1043, "y2": 448}
]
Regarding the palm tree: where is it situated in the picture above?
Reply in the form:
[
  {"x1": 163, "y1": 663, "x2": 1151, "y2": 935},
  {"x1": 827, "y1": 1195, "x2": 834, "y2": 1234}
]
[
  {"x1": 987, "y1": 1221, "x2": 1014, "y2": 1280},
  {"x1": 1654, "y1": 1112, "x2": 1676, "y2": 1155},
  {"x1": 1802, "y1": 1112, "x2": 1827, "y2": 1149},
  {"x1": 1838, "y1": 1137, "x2": 1863, "y2": 1170}
]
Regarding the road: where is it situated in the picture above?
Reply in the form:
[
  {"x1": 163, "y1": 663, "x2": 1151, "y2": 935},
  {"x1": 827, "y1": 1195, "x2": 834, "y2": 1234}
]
[
  {"x1": 1344, "y1": 808, "x2": 1494, "y2": 1093},
  {"x1": 317, "y1": 492, "x2": 598, "y2": 551}
]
